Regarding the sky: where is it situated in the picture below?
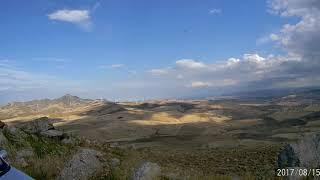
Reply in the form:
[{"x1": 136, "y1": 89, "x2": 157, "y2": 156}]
[{"x1": 0, "y1": 0, "x2": 320, "y2": 103}]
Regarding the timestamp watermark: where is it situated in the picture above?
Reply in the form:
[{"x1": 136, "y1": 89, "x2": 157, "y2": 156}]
[{"x1": 276, "y1": 168, "x2": 320, "y2": 177}]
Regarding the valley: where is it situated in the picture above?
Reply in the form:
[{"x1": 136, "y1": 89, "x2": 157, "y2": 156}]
[{"x1": 1, "y1": 90, "x2": 320, "y2": 178}]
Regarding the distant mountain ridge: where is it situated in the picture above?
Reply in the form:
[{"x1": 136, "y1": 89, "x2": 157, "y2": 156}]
[
  {"x1": 223, "y1": 87, "x2": 320, "y2": 100},
  {"x1": 0, "y1": 94, "x2": 103, "y2": 120},
  {"x1": 3, "y1": 94, "x2": 92, "y2": 108}
]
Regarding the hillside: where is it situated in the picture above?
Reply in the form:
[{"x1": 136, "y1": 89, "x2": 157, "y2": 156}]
[
  {"x1": 1, "y1": 92, "x2": 320, "y2": 178},
  {"x1": 0, "y1": 94, "x2": 106, "y2": 120}
]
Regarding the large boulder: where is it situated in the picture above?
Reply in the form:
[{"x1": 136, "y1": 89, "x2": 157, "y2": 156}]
[
  {"x1": 278, "y1": 133, "x2": 320, "y2": 169},
  {"x1": 17, "y1": 117, "x2": 54, "y2": 134},
  {"x1": 133, "y1": 162, "x2": 161, "y2": 180},
  {"x1": 58, "y1": 148, "x2": 103, "y2": 180},
  {"x1": 292, "y1": 133, "x2": 320, "y2": 168},
  {"x1": 278, "y1": 144, "x2": 300, "y2": 168}
]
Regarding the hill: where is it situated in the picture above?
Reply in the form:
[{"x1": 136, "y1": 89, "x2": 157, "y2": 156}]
[{"x1": 0, "y1": 94, "x2": 101, "y2": 120}]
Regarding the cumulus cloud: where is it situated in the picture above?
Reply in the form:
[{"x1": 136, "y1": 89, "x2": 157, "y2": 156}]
[
  {"x1": 135, "y1": 0, "x2": 317, "y2": 96},
  {"x1": 144, "y1": 48, "x2": 318, "y2": 97},
  {"x1": 48, "y1": 9, "x2": 92, "y2": 30},
  {"x1": 268, "y1": 0, "x2": 320, "y2": 58},
  {"x1": 38, "y1": 0, "x2": 320, "y2": 100}
]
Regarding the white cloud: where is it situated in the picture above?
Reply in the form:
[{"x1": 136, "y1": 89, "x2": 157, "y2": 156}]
[
  {"x1": 48, "y1": 9, "x2": 92, "y2": 30},
  {"x1": 209, "y1": 9, "x2": 222, "y2": 14},
  {"x1": 148, "y1": 69, "x2": 169, "y2": 76},
  {"x1": 142, "y1": 48, "x2": 318, "y2": 96},
  {"x1": 176, "y1": 59, "x2": 207, "y2": 69},
  {"x1": 3, "y1": 0, "x2": 320, "y2": 102},
  {"x1": 190, "y1": 81, "x2": 212, "y2": 88},
  {"x1": 243, "y1": 53, "x2": 265, "y2": 62},
  {"x1": 110, "y1": 64, "x2": 124, "y2": 68},
  {"x1": 226, "y1": 58, "x2": 240, "y2": 66},
  {"x1": 100, "y1": 64, "x2": 125, "y2": 69},
  {"x1": 268, "y1": 0, "x2": 320, "y2": 57},
  {"x1": 270, "y1": 33, "x2": 279, "y2": 41}
]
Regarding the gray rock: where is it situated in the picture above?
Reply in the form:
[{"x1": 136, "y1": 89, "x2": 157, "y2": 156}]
[
  {"x1": 292, "y1": 133, "x2": 320, "y2": 168},
  {"x1": 40, "y1": 129, "x2": 63, "y2": 138},
  {"x1": 58, "y1": 148, "x2": 103, "y2": 180},
  {"x1": 3, "y1": 125, "x2": 28, "y2": 146},
  {"x1": 3, "y1": 125, "x2": 27, "y2": 137},
  {"x1": 0, "y1": 130, "x2": 8, "y2": 147},
  {"x1": 278, "y1": 144, "x2": 300, "y2": 168},
  {"x1": 133, "y1": 162, "x2": 161, "y2": 180},
  {"x1": 61, "y1": 138, "x2": 75, "y2": 145},
  {"x1": 17, "y1": 117, "x2": 54, "y2": 134},
  {"x1": 0, "y1": 121, "x2": 5, "y2": 129},
  {"x1": 110, "y1": 158, "x2": 120, "y2": 168}
]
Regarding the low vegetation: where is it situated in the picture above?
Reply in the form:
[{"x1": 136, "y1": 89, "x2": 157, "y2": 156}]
[{"x1": 0, "y1": 91, "x2": 320, "y2": 179}]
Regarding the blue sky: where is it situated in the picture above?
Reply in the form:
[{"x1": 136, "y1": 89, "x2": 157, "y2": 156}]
[{"x1": 0, "y1": 0, "x2": 319, "y2": 103}]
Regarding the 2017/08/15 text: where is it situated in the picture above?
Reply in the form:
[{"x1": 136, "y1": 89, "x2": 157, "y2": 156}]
[{"x1": 277, "y1": 168, "x2": 320, "y2": 177}]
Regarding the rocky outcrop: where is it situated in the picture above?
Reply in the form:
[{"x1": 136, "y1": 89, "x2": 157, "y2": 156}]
[
  {"x1": 278, "y1": 133, "x2": 320, "y2": 169},
  {"x1": 58, "y1": 148, "x2": 103, "y2": 180},
  {"x1": 3, "y1": 125, "x2": 29, "y2": 146},
  {"x1": 16, "y1": 117, "x2": 64, "y2": 139},
  {"x1": 40, "y1": 129, "x2": 63, "y2": 139},
  {"x1": 278, "y1": 144, "x2": 300, "y2": 168},
  {"x1": 16, "y1": 117, "x2": 54, "y2": 134},
  {"x1": 292, "y1": 133, "x2": 320, "y2": 168},
  {"x1": 132, "y1": 162, "x2": 161, "y2": 180}
]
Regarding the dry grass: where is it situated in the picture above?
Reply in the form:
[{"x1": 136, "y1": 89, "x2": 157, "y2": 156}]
[
  {"x1": 19, "y1": 155, "x2": 66, "y2": 179},
  {"x1": 2, "y1": 99, "x2": 320, "y2": 179},
  {"x1": 3, "y1": 130, "x2": 78, "y2": 179}
]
